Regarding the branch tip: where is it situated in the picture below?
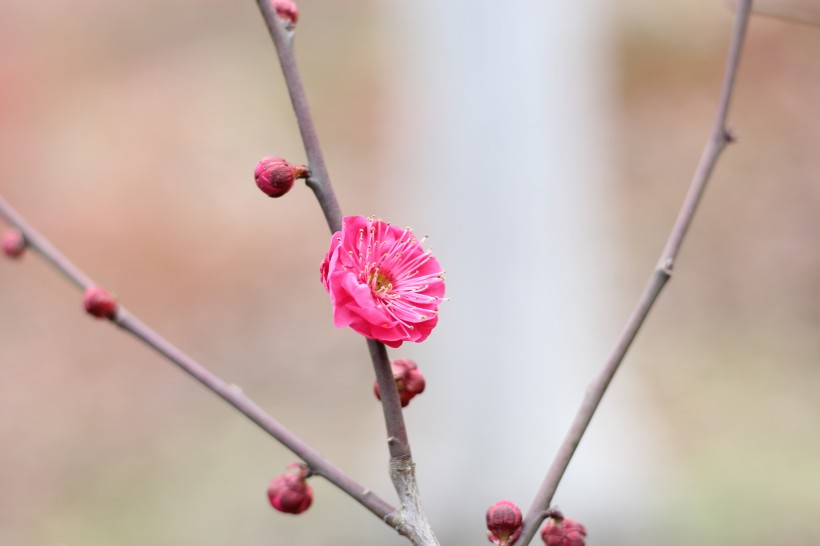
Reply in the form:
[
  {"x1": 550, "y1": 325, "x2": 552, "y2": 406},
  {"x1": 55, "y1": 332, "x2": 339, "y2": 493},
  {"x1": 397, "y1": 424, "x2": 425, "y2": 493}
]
[{"x1": 516, "y1": 2, "x2": 753, "y2": 544}]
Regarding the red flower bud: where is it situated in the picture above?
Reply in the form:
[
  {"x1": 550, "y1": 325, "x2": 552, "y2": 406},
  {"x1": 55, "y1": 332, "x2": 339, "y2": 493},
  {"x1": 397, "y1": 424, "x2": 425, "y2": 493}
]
[
  {"x1": 374, "y1": 358, "x2": 426, "y2": 407},
  {"x1": 267, "y1": 463, "x2": 313, "y2": 514},
  {"x1": 2, "y1": 228, "x2": 26, "y2": 258},
  {"x1": 541, "y1": 516, "x2": 587, "y2": 546},
  {"x1": 273, "y1": 0, "x2": 299, "y2": 28},
  {"x1": 83, "y1": 286, "x2": 118, "y2": 320},
  {"x1": 486, "y1": 500, "x2": 523, "y2": 546},
  {"x1": 254, "y1": 156, "x2": 307, "y2": 198}
]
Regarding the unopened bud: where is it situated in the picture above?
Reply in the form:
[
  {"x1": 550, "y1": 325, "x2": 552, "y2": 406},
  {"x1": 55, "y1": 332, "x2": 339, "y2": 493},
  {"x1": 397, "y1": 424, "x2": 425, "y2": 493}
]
[
  {"x1": 83, "y1": 286, "x2": 118, "y2": 320},
  {"x1": 2, "y1": 228, "x2": 26, "y2": 258},
  {"x1": 486, "y1": 500, "x2": 523, "y2": 546},
  {"x1": 267, "y1": 463, "x2": 313, "y2": 514},
  {"x1": 273, "y1": 0, "x2": 299, "y2": 28},
  {"x1": 254, "y1": 156, "x2": 307, "y2": 198},
  {"x1": 541, "y1": 516, "x2": 587, "y2": 546},
  {"x1": 374, "y1": 358, "x2": 426, "y2": 407}
]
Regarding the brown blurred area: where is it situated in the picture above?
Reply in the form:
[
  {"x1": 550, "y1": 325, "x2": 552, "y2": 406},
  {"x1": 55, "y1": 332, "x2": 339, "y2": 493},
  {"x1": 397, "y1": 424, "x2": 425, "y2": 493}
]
[{"x1": 1, "y1": 1, "x2": 820, "y2": 545}]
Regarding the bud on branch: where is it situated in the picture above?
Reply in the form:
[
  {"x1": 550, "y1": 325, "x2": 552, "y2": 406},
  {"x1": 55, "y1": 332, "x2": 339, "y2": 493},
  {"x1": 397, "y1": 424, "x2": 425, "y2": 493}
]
[
  {"x1": 254, "y1": 156, "x2": 308, "y2": 198},
  {"x1": 267, "y1": 463, "x2": 313, "y2": 515},
  {"x1": 486, "y1": 500, "x2": 523, "y2": 546}
]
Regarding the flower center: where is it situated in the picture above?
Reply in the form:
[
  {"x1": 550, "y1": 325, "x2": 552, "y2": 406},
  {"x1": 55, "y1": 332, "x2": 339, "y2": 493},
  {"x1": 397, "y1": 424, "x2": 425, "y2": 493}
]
[{"x1": 367, "y1": 269, "x2": 393, "y2": 297}]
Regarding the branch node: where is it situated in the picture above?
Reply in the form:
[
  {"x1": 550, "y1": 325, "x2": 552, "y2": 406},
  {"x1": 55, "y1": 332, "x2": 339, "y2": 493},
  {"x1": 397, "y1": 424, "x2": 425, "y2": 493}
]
[
  {"x1": 228, "y1": 383, "x2": 244, "y2": 395},
  {"x1": 389, "y1": 455, "x2": 415, "y2": 473},
  {"x1": 305, "y1": 174, "x2": 320, "y2": 190},
  {"x1": 544, "y1": 507, "x2": 564, "y2": 521}
]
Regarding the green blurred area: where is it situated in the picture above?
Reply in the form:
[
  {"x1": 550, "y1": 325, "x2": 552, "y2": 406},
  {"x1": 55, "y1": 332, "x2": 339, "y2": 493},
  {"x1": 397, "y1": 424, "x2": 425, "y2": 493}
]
[{"x1": 1, "y1": 1, "x2": 820, "y2": 545}]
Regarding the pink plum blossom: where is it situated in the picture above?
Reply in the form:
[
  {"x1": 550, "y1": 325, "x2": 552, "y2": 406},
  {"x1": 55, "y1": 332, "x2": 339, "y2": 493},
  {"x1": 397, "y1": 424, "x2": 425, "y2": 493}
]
[{"x1": 320, "y1": 216, "x2": 445, "y2": 348}]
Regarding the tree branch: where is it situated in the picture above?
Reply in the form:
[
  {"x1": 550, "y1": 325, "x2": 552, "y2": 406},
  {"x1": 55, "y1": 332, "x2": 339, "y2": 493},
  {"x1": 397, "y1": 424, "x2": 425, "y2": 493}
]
[
  {"x1": 368, "y1": 340, "x2": 437, "y2": 545},
  {"x1": 254, "y1": 1, "x2": 342, "y2": 233},
  {"x1": 729, "y1": 0, "x2": 820, "y2": 27},
  {"x1": 253, "y1": 4, "x2": 439, "y2": 544},
  {"x1": 0, "y1": 194, "x2": 396, "y2": 524},
  {"x1": 0, "y1": 195, "x2": 94, "y2": 290},
  {"x1": 517, "y1": 1, "x2": 754, "y2": 544}
]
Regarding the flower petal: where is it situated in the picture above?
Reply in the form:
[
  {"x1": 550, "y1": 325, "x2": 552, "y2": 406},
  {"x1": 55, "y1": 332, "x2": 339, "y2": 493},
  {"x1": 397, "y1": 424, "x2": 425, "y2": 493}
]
[{"x1": 319, "y1": 216, "x2": 445, "y2": 346}]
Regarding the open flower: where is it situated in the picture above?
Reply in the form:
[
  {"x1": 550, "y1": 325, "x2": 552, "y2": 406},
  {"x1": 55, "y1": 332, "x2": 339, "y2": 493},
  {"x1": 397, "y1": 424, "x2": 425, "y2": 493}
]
[{"x1": 320, "y1": 216, "x2": 445, "y2": 348}]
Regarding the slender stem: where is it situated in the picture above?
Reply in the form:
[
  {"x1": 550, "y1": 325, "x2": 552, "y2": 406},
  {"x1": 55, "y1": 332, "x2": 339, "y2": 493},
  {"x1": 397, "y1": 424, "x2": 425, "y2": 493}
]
[
  {"x1": 254, "y1": 5, "x2": 438, "y2": 544},
  {"x1": 254, "y1": 1, "x2": 342, "y2": 233},
  {"x1": 368, "y1": 340, "x2": 412, "y2": 461},
  {"x1": 731, "y1": 0, "x2": 820, "y2": 27},
  {"x1": 369, "y1": 340, "x2": 437, "y2": 545},
  {"x1": 0, "y1": 195, "x2": 396, "y2": 523},
  {"x1": 114, "y1": 311, "x2": 396, "y2": 521},
  {"x1": 0, "y1": 195, "x2": 93, "y2": 290},
  {"x1": 517, "y1": 2, "x2": 754, "y2": 544}
]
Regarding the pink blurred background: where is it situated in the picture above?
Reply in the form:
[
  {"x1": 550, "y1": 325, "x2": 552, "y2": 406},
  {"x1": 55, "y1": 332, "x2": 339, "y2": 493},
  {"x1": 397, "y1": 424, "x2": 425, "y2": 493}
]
[{"x1": 2, "y1": 1, "x2": 820, "y2": 545}]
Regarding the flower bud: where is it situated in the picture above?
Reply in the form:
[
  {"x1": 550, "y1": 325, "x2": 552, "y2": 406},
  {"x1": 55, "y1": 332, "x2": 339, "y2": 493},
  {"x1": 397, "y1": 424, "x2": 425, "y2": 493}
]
[
  {"x1": 541, "y1": 516, "x2": 587, "y2": 546},
  {"x1": 374, "y1": 358, "x2": 426, "y2": 407},
  {"x1": 267, "y1": 463, "x2": 313, "y2": 514},
  {"x1": 273, "y1": 0, "x2": 299, "y2": 28},
  {"x1": 2, "y1": 228, "x2": 26, "y2": 258},
  {"x1": 486, "y1": 500, "x2": 523, "y2": 545},
  {"x1": 83, "y1": 286, "x2": 118, "y2": 320},
  {"x1": 254, "y1": 156, "x2": 307, "y2": 198}
]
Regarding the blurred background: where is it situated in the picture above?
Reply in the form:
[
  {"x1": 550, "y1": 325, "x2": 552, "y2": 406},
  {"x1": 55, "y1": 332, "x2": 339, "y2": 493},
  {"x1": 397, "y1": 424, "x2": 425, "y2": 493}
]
[{"x1": 1, "y1": 1, "x2": 819, "y2": 545}]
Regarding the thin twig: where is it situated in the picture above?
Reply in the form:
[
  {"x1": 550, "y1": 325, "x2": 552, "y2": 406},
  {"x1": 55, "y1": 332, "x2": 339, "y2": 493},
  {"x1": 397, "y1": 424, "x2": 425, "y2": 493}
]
[
  {"x1": 254, "y1": 1, "x2": 342, "y2": 233},
  {"x1": 253, "y1": 5, "x2": 438, "y2": 545},
  {"x1": 0, "y1": 195, "x2": 94, "y2": 290},
  {"x1": 0, "y1": 195, "x2": 396, "y2": 523},
  {"x1": 517, "y1": 1, "x2": 754, "y2": 544},
  {"x1": 368, "y1": 342, "x2": 411, "y2": 463},
  {"x1": 728, "y1": 0, "x2": 820, "y2": 27},
  {"x1": 368, "y1": 341, "x2": 438, "y2": 545}
]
